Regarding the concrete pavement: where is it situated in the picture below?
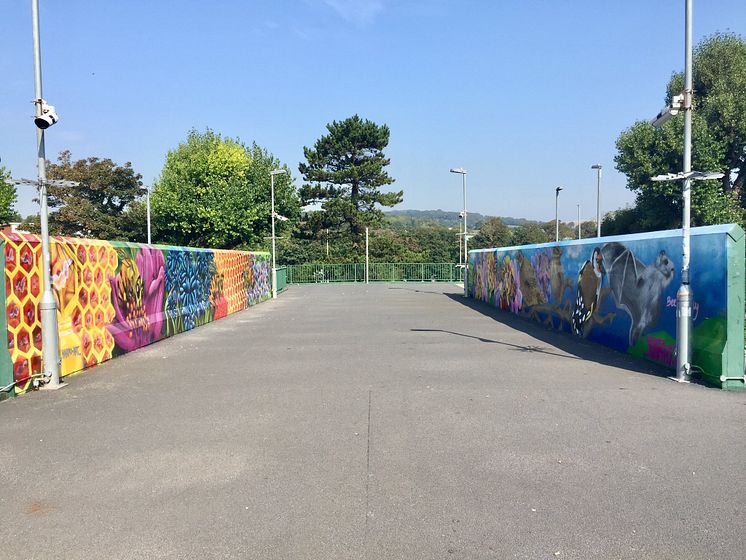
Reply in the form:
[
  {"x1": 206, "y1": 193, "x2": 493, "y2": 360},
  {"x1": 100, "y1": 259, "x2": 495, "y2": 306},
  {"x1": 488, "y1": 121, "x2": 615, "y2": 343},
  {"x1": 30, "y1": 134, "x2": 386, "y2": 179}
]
[{"x1": 1, "y1": 283, "x2": 744, "y2": 559}]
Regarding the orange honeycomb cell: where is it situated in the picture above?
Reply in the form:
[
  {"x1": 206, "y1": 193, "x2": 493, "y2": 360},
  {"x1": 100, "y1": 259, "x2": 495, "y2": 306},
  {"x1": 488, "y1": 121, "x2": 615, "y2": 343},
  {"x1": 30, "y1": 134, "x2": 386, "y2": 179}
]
[
  {"x1": 22, "y1": 301, "x2": 35, "y2": 327},
  {"x1": 30, "y1": 274, "x2": 40, "y2": 297},
  {"x1": 16, "y1": 330, "x2": 30, "y2": 353},
  {"x1": 19, "y1": 245, "x2": 33, "y2": 272}
]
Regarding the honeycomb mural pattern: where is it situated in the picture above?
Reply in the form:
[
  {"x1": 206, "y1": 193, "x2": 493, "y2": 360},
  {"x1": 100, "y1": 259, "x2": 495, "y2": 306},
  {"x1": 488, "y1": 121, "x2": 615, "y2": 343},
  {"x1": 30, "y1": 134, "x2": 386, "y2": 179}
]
[{"x1": 1, "y1": 233, "x2": 271, "y2": 397}]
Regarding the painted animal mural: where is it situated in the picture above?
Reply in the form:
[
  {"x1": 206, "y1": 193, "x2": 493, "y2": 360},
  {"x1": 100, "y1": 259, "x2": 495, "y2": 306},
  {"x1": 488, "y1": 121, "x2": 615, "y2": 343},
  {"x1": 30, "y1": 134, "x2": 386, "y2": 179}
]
[
  {"x1": 571, "y1": 247, "x2": 605, "y2": 336},
  {"x1": 1, "y1": 233, "x2": 270, "y2": 395},
  {"x1": 601, "y1": 243, "x2": 675, "y2": 346},
  {"x1": 467, "y1": 225, "x2": 740, "y2": 385}
]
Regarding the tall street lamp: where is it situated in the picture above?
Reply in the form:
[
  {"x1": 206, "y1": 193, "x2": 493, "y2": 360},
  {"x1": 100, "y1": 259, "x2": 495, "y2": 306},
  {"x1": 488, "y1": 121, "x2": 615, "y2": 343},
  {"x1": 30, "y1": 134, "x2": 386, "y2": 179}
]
[
  {"x1": 449, "y1": 167, "x2": 468, "y2": 297},
  {"x1": 140, "y1": 185, "x2": 151, "y2": 244},
  {"x1": 647, "y1": 0, "x2": 719, "y2": 384},
  {"x1": 554, "y1": 187, "x2": 563, "y2": 242},
  {"x1": 577, "y1": 204, "x2": 581, "y2": 240},
  {"x1": 270, "y1": 169, "x2": 287, "y2": 299},
  {"x1": 591, "y1": 164, "x2": 602, "y2": 237},
  {"x1": 28, "y1": 0, "x2": 63, "y2": 388}
]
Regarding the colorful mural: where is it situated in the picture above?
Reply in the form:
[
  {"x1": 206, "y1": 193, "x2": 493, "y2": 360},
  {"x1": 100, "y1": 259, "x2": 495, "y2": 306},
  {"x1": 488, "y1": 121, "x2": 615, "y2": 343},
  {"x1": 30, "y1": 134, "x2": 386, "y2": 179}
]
[
  {"x1": 468, "y1": 225, "x2": 745, "y2": 389},
  {"x1": 1, "y1": 233, "x2": 270, "y2": 395}
]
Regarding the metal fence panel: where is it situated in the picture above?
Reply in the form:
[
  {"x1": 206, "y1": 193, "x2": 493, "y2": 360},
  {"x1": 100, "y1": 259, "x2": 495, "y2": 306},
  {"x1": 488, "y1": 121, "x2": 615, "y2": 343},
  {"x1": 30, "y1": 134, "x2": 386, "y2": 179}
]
[{"x1": 284, "y1": 263, "x2": 461, "y2": 284}]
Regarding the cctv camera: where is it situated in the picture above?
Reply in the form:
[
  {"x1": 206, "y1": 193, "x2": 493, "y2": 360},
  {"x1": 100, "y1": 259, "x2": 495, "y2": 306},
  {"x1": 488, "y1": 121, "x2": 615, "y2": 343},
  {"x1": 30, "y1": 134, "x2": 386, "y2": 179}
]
[
  {"x1": 651, "y1": 94, "x2": 684, "y2": 128},
  {"x1": 34, "y1": 100, "x2": 58, "y2": 129}
]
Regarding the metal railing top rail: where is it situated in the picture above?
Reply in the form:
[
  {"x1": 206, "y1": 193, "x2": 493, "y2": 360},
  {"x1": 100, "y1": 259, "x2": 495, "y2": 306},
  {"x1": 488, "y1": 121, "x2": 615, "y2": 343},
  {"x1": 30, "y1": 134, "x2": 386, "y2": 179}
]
[{"x1": 284, "y1": 262, "x2": 462, "y2": 284}]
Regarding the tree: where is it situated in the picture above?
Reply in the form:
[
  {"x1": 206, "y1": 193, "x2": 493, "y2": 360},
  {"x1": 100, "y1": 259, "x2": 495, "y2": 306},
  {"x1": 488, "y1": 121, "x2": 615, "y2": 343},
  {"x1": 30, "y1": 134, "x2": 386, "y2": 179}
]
[
  {"x1": 471, "y1": 217, "x2": 512, "y2": 249},
  {"x1": 615, "y1": 33, "x2": 746, "y2": 233},
  {"x1": 512, "y1": 223, "x2": 548, "y2": 246},
  {"x1": 580, "y1": 220, "x2": 598, "y2": 239},
  {"x1": 0, "y1": 166, "x2": 19, "y2": 224},
  {"x1": 151, "y1": 129, "x2": 301, "y2": 249},
  {"x1": 602, "y1": 207, "x2": 643, "y2": 236},
  {"x1": 43, "y1": 151, "x2": 142, "y2": 238},
  {"x1": 299, "y1": 115, "x2": 403, "y2": 248},
  {"x1": 541, "y1": 220, "x2": 574, "y2": 242}
]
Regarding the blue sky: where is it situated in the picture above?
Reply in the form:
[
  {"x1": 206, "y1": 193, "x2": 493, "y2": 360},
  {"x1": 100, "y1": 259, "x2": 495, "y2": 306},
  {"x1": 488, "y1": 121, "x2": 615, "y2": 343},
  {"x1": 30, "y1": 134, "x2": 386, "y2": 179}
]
[{"x1": 1, "y1": 0, "x2": 744, "y2": 222}]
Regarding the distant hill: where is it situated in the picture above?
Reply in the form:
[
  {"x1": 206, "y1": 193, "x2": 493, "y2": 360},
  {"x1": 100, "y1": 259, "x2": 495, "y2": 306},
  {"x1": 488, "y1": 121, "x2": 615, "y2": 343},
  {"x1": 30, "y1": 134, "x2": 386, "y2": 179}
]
[{"x1": 385, "y1": 209, "x2": 541, "y2": 229}]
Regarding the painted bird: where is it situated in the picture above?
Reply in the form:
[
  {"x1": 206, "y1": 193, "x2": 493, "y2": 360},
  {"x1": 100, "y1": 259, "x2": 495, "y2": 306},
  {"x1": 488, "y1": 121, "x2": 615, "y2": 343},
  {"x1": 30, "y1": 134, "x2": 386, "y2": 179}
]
[{"x1": 571, "y1": 248, "x2": 605, "y2": 335}]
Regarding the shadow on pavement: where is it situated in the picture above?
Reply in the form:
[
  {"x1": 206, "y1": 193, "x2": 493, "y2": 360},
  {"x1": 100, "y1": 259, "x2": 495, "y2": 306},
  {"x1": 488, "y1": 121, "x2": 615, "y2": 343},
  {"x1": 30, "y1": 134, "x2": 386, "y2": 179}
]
[
  {"x1": 410, "y1": 328, "x2": 584, "y2": 361},
  {"x1": 440, "y1": 292, "x2": 674, "y2": 381},
  {"x1": 388, "y1": 286, "x2": 450, "y2": 295}
]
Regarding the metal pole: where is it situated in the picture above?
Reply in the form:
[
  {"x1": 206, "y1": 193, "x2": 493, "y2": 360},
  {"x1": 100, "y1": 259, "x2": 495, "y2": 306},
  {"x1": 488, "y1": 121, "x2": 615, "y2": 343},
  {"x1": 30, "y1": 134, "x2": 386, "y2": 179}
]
[
  {"x1": 555, "y1": 189, "x2": 560, "y2": 242},
  {"x1": 458, "y1": 231, "x2": 462, "y2": 266},
  {"x1": 271, "y1": 173, "x2": 277, "y2": 299},
  {"x1": 577, "y1": 204, "x2": 581, "y2": 240},
  {"x1": 326, "y1": 228, "x2": 329, "y2": 257},
  {"x1": 462, "y1": 173, "x2": 468, "y2": 297},
  {"x1": 365, "y1": 227, "x2": 369, "y2": 284},
  {"x1": 146, "y1": 188, "x2": 151, "y2": 245},
  {"x1": 595, "y1": 165, "x2": 602, "y2": 237},
  {"x1": 32, "y1": 0, "x2": 61, "y2": 388},
  {"x1": 676, "y1": 0, "x2": 694, "y2": 382}
]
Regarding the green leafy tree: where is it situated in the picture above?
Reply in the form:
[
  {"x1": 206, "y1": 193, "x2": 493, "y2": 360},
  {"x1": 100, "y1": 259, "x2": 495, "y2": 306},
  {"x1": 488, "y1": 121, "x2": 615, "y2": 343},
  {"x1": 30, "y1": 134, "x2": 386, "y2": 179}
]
[
  {"x1": 152, "y1": 129, "x2": 300, "y2": 249},
  {"x1": 541, "y1": 221, "x2": 574, "y2": 242},
  {"x1": 512, "y1": 223, "x2": 548, "y2": 246},
  {"x1": 602, "y1": 207, "x2": 643, "y2": 236},
  {"x1": 615, "y1": 33, "x2": 746, "y2": 232},
  {"x1": 0, "y1": 167, "x2": 19, "y2": 224},
  {"x1": 299, "y1": 115, "x2": 403, "y2": 248},
  {"x1": 580, "y1": 220, "x2": 598, "y2": 239},
  {"x1": 44, "y1": 151, "x2": 142, "y2": 239},
  {"x1": 471, "y1": 217, "x2": 512, "y2": 249}
]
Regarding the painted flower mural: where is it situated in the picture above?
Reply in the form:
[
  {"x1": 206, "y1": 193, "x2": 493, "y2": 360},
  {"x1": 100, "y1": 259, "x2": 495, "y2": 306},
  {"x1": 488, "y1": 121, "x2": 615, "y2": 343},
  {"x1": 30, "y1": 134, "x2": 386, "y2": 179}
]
[
  {"x1": 164, "y1": 250, "x2": 214, "y2": 334},
  {"x1": 108, "y1": 247, "x2": 165, "y2": 352},
  {"x1": 1, "y1": 232, "x2": 271, "y2": 396}
]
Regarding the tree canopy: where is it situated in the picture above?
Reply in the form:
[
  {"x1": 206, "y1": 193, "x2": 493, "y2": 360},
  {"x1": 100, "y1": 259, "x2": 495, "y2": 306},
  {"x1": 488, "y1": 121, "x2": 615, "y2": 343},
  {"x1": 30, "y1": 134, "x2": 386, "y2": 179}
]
[
  {"x1": 0, "y1": 166, "x2": 19, "y2": 225},
  {"x1": 151, "y1": 129, "x2": 300, "y2": 249},
  {"x1": 45, "y1": 151, "x2": 143, "y2": 239},
  {"x1": 615, "y1": 32, "x2": 746, "y2": 232},
  {"x1": 299, "y1": 115, "x2": 403, "y2": 248},
  {"x1": 470, "y1": 217, "x2": 512, "y2": 249}
]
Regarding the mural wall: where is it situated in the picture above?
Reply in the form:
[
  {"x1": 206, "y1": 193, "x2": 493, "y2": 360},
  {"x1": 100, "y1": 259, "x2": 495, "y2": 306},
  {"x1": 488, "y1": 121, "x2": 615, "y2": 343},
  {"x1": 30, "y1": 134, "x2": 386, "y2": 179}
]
[
  {"x1": 468, "y1": 224, "x2": 745, "y2": 389},
  {"x1": 1, "y1": 233, "x2": 270, "y2": 395}
]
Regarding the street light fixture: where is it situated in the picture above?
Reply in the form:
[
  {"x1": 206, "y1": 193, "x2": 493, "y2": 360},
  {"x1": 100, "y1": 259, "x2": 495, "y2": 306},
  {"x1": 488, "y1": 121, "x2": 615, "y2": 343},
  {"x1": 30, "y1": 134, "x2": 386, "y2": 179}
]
[
  {"x1": 554, "y1": 187, "x2": 563, "y2": 242},
  {"x1": 270, "y1": 168, "x2": 287, "y2": 299},
  {"x1": 591, "y1": 164, "x2": 602, "y2": 237},
  {"x1": 449, "y1": 168, "x2": 468, "y2": 297},
  {"x1": 140, "y1": 185, "x2": 151, "y2": 245}
]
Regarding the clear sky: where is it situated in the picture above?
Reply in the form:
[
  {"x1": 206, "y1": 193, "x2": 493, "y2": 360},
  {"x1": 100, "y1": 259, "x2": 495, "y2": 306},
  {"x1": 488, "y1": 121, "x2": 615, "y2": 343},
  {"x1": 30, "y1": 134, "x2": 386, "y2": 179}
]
[{"x1": 1, "y1": 1, "x2": 745, "y2": 222}]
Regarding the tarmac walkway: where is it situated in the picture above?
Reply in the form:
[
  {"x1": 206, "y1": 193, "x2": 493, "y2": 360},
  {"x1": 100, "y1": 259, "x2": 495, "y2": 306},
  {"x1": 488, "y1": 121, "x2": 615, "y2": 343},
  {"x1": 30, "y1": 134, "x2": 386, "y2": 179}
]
[{"x1": 1, "y1": 283, "x2": 744, "y2": 559}]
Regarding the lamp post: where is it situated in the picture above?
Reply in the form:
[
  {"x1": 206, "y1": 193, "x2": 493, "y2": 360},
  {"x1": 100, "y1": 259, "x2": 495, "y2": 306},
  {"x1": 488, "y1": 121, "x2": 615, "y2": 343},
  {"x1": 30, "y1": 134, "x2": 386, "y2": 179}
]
[
  {"x1": 647, "y1": 0, "x2": 721, "y2": 384},
  {"x1": 555, "y1": 186, "x2": 563, "y2": 242},
  {"x1": 28, "y1": 0, "x2": 63, "y2": 388},
  {"x1": 449, "y1": 168, "x2": 468, "y2": 296},
  {"x1": 140, "y1": 185, "x2": 151, "y2": 244},
  {"x1": 270, "y1": 169, "x2": 287, "y2": 299},
  {"x1": 651, "y1": 169, "x2": 724, "y2": 383},
  {"x1": 591, "y1": 164, "x2": 602, "y2": 237},
  {"x1": 577, "y1": 204, "x2": 581, "y2": 240}
]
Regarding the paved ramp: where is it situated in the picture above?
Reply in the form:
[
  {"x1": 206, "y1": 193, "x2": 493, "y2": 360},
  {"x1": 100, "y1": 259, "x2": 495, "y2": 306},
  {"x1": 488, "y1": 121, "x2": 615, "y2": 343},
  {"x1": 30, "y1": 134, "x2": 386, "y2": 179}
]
[{"x1": 1, "y1": 284, "x2": 744, "y2": 559}]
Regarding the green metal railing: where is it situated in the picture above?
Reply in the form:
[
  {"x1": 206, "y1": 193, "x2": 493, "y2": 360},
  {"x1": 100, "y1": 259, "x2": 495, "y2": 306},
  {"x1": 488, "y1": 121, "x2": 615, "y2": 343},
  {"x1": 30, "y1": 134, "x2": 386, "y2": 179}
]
[{"x1": 284, "y1": 263, "x2": 463, "y2": 284}]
